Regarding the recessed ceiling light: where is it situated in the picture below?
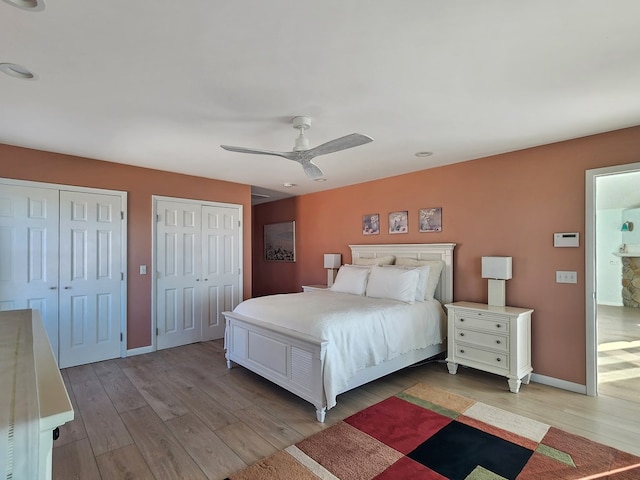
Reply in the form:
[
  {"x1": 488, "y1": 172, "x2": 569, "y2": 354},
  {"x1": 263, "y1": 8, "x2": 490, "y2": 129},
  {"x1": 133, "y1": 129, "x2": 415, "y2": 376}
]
[
  {"x1": 314, "y1": 178, "x2": 327, "y2": 182},
  {"x1": 1, "y1": 0, "x2": 45, "y2": 11},
  {"x1": 415, "y1": 151, "x2": 433, "y2": 157},
  {"x1": 0, "y1": 63, "x2": 36, "y2": 80},
  {"x1": 283, "y1": 183, "x2": 296, "y2": 188}
]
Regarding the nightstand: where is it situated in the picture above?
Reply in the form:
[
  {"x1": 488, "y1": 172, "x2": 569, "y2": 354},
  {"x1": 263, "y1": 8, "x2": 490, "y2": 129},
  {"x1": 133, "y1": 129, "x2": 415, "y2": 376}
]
[
  {"x1": 302, "y1": 284, "x2": 329, "y2": 292},
  {"x1": 445, "y1": 301, "x2": 533, "y2": 393}
]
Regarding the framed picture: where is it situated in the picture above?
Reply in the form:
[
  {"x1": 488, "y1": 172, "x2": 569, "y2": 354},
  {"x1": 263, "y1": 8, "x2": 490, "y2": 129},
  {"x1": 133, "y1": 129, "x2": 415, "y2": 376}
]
[
  {"x1": 264, "y1": 221, "x2": 296, "y2": 262},
  {"x1": 362, "y1": 213, "x2": 380, "y2": 235},
  {"x1": 388, "y1": 211, "x2": 408, "y2": 234},
  {"x1": 419, "y1": 207, "x2": 442, "y2": 232}
]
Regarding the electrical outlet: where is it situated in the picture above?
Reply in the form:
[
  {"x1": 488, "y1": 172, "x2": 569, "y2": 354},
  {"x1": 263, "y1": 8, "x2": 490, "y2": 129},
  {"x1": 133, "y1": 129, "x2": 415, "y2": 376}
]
[{"x1": 556, "y1": 271, "x2": 577, "y2": 284}]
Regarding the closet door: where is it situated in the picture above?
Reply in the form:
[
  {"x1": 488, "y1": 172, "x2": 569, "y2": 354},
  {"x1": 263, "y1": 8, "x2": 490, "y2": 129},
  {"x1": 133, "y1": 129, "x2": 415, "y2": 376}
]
[
  {"x1": 201, "y1": 205, "x2": 241, "y2": 341},
  {"x1": 0, "y1": 184, "x2": 60, "y2": 361},
  {"x1": 155, "y1": 198, "x2": 242, "y2": 349},
  {"x1": 58, "y1": 191, "x2": 123, "y2": 368},
  {"x1": 156, "y1": 200, "x2": 203, "y2": 349}
]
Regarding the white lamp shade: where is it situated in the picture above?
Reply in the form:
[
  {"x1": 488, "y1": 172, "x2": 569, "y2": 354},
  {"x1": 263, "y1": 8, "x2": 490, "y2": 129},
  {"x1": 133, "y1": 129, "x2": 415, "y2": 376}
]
[
  {"x1": 481, "y1": 256, "x2": 512, "y2": 280},
  {"x1": 324, "y1": 253, "x2": 342, "y2": 269}
]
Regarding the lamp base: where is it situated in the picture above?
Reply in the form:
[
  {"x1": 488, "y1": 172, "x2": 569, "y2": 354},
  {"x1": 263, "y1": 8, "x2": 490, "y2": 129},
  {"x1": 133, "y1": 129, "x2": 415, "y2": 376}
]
[
  {"x1": 327, "y1": 268, "x2": 338, "y2": 287},
  {"x1": 488, "y1": 279, "x2": 506, "y2": 307}
]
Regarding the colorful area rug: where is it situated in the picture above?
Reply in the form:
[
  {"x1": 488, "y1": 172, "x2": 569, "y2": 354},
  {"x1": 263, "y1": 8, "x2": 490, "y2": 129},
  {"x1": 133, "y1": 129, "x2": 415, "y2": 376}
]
[{"x1": 226, "y1": 384, "x2": 640, "y2": 480}]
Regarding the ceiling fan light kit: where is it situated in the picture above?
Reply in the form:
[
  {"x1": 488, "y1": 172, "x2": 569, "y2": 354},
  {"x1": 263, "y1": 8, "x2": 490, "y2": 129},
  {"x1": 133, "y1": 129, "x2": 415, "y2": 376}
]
[{"x1": 221, "y1": 116, "x2": 373, "y2": 180}]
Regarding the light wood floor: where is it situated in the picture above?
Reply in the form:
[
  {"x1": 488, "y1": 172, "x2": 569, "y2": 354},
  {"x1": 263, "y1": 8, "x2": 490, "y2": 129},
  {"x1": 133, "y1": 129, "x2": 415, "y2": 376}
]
[
  {"x1": 53, "y1": 338, "x2": 640, "y2": 480},
  {"x1": 597, "y1": 304, "x2": 640, "y2": 402}
]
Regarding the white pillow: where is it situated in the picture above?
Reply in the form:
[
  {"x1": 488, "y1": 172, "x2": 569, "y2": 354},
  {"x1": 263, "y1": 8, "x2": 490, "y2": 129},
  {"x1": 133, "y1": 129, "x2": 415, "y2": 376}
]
[
  {"x1": 383, "y1": 265, "x2": 430, "y2": 302},
  {"x1": 395, "y1": 258, "x2": 445, "y2": 300},
  {"x1": 352, "y1": 255, "x2": 395, "y2": 266},
  {"x1": 330, "y1": 265, "x2": 370, "y2": 296},
  {"x1": 365, "y1": 265, "x2": 420, "y2": 304}
]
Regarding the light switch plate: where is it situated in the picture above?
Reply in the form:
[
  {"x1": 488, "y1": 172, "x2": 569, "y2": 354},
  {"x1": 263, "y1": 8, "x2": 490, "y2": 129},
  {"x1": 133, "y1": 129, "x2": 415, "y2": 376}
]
[
  {"x1": 140, "y1": 265, "x2": 147, "y2": 275},
  {"x1": 556, "y1": 271, "x2": 577, "y2": 283}
]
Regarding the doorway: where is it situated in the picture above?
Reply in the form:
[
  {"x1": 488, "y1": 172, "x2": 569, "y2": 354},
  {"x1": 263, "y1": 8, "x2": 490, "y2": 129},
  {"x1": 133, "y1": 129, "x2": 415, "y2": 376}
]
[
  {"x1": 153, "y1": 196, "x2": 243, "y2": 350},
  {"x1": 0, "y1": 178, "x2": 127, "y2": 367},
  {"x1": 586, "y1": 162, "x2": 640, "y2": 397}
]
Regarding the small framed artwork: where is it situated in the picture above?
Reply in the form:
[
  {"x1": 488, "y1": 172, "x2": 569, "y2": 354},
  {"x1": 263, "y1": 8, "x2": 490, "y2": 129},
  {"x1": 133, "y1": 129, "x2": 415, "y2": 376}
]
[
  {"x1": 419, "y1": 207, "x2": 442, "y2": 232},
  {"x1": 389, "y1": 211, "x2": 408, "y2": 234},
  {"x1": 264, "y1": 221, "x2": 296, "y2": 262},
  {"x1": 362, "y1": 213, "x2": 380, "y2": 235}
]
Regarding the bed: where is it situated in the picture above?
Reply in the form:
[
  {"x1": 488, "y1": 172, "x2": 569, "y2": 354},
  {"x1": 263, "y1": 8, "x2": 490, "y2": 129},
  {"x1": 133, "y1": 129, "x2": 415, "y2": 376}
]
[{"x1": 223, "y1": 243, "x2": 456, "y2": 422}]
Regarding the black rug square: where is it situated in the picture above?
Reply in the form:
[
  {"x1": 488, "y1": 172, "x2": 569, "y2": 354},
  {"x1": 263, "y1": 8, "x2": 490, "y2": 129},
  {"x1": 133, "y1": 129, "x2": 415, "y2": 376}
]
[{"x1": 407, "y1": 420, "x2": 533, "y2": 480}]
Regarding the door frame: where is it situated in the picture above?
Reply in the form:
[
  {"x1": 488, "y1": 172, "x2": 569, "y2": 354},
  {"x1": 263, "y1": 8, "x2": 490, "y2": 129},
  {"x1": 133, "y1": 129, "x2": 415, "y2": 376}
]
[
  {"x1": 585, "y1": 161, "x2": 640, "y2": 396},
  {"x1": 0, "y1": 177, "x2": 128, "y2": 359},
  {"x1": 151, "y1": 195, "x2": 243, "y2": 352}
]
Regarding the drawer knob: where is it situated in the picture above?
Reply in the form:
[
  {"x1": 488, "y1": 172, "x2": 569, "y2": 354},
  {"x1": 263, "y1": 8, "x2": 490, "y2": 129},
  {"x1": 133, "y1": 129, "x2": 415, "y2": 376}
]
[
  {"x1": 496, "y1": 358, "x2": 501, "y2": 362},
  {"x1": 496, "y1": 324, "x2": 501, "y2": 328},
  {"x1": 460, "y1": 349, "x2": 465, "y2": 354},
  {"x1": 460, "y1": 318, "x2": 465, "y2": 322},
  {"x1": 460, "y1": 332, "x2": 465, "y2": 337},
  {"x1": 496, "y1": 340, "x2": 501, "y2": 344}
]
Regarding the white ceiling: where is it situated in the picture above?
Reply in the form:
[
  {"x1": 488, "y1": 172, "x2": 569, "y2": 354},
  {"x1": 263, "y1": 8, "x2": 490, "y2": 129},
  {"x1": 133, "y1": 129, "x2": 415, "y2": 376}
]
[{"x1": 2, "y1": 1, "x2": 640, "y2": 205}]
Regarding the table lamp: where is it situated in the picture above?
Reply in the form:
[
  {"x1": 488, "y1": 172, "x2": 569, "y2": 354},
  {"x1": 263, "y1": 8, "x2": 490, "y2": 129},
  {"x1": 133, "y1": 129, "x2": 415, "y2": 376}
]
[
  {"x1": 481, "y1": 256, "x2": 512, "y2": 307},
  {"x1": 324, "y1": 253, "x2": 342, "y2": 286}
]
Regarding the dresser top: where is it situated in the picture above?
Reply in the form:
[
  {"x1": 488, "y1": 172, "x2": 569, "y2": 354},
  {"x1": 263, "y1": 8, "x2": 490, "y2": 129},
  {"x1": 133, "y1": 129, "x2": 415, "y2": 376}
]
[{"x1": 445, "y1": 301, "x2": 534, "y2": 316}]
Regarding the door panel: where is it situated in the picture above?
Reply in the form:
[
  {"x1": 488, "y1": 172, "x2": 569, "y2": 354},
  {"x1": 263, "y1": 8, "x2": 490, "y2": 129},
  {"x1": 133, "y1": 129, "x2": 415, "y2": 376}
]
[
  {"x1": 156, "y1": 200, "x2": 202, "y2": 349},
  {"x1": 201, "y1": 205, "x2": 240, "y2": 341},
  {"x1": 58, "y1": 190, "x2": 122, "y2": 368},
  {"x1": 0, "y1": 184, "x2": 60, "y2": 361}
]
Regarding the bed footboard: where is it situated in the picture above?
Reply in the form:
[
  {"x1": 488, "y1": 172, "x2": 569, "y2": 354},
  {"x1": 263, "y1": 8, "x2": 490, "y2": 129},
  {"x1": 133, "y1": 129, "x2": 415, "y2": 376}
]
[{"x1": 223, "y1": 311, "x2": 329, "y2": 422}]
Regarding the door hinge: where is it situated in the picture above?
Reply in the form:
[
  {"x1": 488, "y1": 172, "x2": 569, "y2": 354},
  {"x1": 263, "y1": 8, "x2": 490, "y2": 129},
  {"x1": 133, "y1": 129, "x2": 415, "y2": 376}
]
[
  {"x1": 120, "y1": 332, "x2": 123, "y2": 342},
  {"x1": 156, "y1": 327, "x2": 159, "y2": 336},
  {"x1": 157, "y1": 213, "x2": 161, "y2": 222},
  {"x1": 238, "y1": 220, "x2": 241, "y2": 228},
  {"x1": 121, "y1": 272, "x2": 124, "y2": 281},
  {"x1": 121, "y1": 211, "x2": 124, "y2": 220}
]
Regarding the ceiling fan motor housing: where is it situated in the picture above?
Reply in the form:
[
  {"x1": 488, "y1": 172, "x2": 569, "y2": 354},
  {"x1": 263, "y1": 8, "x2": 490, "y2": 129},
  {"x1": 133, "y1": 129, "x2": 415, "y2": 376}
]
[{"x1": 293, "y1": 116, "x2": 311, "y2": 151}]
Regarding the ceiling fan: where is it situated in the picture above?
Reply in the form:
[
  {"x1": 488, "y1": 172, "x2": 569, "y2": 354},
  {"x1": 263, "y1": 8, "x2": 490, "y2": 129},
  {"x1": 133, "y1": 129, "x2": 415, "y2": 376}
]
[{"x1": 220, "y1": 116, "x2": 373, "y2": 180}]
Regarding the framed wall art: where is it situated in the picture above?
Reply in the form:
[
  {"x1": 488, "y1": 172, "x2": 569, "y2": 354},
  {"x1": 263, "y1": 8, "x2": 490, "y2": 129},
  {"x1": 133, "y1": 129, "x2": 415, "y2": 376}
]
[
  {"x1": 362, "y1": 213, "x2": 380, "y2": 235},
  {"x1": 388, "y1": 211, "x2": 408, "y2": 234},
  {"x1": 264, "y1": 221, "x2": 296, "y2": 262},
  {"x1": 419, "y1": 207, "x2": 442, "y2": 232}
]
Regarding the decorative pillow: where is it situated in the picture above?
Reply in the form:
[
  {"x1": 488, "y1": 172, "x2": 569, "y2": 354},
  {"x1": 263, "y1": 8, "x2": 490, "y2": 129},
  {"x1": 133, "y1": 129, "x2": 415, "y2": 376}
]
[
  {"x1": 352, "y1": 255, "x2": 395, "y2": 266},
  {"x1": 365, "y1": 265, "x2": 420, "y2": 304},
  {"x1": 395, "y1": 257, "x2": 445, "y2": 300},
  {"x1": 329, "y1": 265, "x2": 370, "y2": 296},
  {"x1": 383, "y1": 265, "x2": 430, "y2": 302}
]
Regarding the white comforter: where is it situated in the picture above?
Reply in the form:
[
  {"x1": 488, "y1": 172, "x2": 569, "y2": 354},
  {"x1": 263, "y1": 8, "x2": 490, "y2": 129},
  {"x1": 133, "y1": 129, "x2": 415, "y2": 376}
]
[{"x1": 231, "y1": 290, "x2": 446, "y2": 409}]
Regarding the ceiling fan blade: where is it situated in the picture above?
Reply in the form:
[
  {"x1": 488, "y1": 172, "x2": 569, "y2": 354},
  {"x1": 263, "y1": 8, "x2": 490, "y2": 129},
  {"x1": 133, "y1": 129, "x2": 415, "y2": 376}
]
[
  {"x1": 301, "y1": 160, "x2": 324, "y2": 179},
  {"x1": 220, "y1": 144, "x2": 290, "y2": 159},
  {"x1": 306, "y1": 133, "x2": 373, "y2": 157}
]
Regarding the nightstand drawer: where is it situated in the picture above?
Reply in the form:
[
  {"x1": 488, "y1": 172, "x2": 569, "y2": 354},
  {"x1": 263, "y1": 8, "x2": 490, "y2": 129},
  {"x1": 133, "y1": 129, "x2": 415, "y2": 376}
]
[
  {"x1": 456, "y1": 344, "x2": 509, "y2": 371},
  {"x1": 454, "y1": 313, "x2": 509, "y2": 333},
  {"x1": 455, "y1": 328, "x2": 509, "y2": 352}
]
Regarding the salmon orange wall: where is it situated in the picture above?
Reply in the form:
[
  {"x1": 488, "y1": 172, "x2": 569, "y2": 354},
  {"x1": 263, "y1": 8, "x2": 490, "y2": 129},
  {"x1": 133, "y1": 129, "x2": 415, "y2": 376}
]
[
  {"x1": 0, "y1": 144, "x2": 252, "y2": 349},
  {"x1": 253, "y1": 125, "x2": 640, "y2": 386}
]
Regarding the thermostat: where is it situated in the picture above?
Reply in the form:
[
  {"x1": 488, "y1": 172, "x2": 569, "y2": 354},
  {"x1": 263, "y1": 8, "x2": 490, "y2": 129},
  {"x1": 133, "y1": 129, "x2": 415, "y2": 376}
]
[{"x1": 554, "y1": 232, "x2": 579, "y2": 247}]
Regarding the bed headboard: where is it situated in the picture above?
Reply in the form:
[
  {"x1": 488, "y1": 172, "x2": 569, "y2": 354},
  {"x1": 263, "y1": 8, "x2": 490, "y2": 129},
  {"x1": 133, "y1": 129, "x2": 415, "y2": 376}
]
[{"x1": 349, "y1": 243, "x2": 456, "y2": 304}]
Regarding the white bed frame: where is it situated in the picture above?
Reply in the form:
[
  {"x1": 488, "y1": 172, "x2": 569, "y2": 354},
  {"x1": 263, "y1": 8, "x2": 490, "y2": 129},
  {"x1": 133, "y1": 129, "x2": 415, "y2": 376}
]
[{"x1": 223, "y1": 243, "x2": 456, "y2": 422}]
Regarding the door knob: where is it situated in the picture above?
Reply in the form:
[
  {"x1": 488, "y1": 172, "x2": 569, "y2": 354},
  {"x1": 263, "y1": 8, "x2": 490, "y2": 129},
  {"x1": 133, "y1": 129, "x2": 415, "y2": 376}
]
[
  {"x1": 50, "y1": 286, "x2": 58, "y2": 290},
  {"x1": 64, "y1": 286, "x2": 71, "y2": 289}
]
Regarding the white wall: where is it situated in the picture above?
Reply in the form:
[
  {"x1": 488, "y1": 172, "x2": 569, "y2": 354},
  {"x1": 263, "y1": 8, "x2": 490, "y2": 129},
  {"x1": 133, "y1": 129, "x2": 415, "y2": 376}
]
[{"x1": 596, "y1": 209, "x2": 624, "y2": 306}]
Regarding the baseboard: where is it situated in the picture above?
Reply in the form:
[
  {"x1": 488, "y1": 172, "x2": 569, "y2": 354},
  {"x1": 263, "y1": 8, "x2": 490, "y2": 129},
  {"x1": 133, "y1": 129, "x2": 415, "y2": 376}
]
[
  {"x1": 597, "y1": 301, "x2": 624, "y2": 307},
  {"x1": 531, "y1": 373, "x2": 587, "y2": 394},
  {"x1": 126, "y1": 345, "x2": 154, "y2": 357}
]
